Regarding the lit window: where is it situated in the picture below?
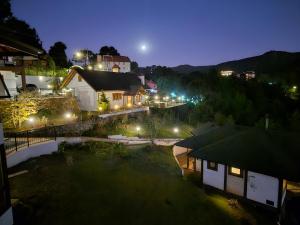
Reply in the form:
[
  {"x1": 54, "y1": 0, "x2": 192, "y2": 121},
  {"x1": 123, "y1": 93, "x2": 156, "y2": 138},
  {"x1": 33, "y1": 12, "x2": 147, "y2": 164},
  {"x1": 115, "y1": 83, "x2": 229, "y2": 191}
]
[
  {"x1": 112, "y1": 67, "x2": 120, "y2": 73},
  {"x1": 229, "y1": 166, "x2": 243, "y2": 177},
  {"x1": 112, "y1": 93, "x2": 122, "y2": 100},
  {"x1": 207, "y1": 161, "x2": 218, "y2": 171}
]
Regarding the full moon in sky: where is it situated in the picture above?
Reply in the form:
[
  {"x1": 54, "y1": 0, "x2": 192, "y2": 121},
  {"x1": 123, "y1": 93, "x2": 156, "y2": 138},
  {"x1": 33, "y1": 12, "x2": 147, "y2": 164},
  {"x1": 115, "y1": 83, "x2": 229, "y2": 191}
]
[{"x1": 140, "y1": 44, "x2": 147, "y2": 51}]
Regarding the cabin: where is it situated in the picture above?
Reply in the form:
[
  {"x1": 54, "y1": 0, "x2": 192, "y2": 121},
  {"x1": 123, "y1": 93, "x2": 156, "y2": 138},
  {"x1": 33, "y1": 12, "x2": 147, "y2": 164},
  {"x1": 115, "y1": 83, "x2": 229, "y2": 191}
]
[
  {"x1": 61, "y1": 67, "x2": 145, "y2": 111},
  {"x1": 173, "y1": 126, "x2": 300, "y2": 210}
]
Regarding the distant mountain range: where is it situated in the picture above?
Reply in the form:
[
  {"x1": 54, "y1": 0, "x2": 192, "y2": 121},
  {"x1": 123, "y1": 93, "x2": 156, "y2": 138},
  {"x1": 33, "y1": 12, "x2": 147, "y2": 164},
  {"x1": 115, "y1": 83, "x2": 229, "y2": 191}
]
[{"x1": 171, "y1": 51, "x2": 300, "y2": 75}]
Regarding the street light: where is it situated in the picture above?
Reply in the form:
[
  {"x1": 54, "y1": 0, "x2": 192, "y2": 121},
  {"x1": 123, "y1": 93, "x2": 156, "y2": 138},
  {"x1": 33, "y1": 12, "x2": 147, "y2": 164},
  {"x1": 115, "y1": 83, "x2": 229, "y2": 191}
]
[
  {"x1": 76, "y1": 52, "x2": 82, "y2": 58},
  {"x1": 87, "y1": 65, "x2": 93, "y2": 70}
]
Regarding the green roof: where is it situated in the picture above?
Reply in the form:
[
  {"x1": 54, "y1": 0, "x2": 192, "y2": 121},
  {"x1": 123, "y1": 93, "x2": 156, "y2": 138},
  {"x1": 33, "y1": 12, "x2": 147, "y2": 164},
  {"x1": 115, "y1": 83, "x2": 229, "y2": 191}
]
[{"x1": 177, "y1": 126, "x2": 300, "y2": 182}]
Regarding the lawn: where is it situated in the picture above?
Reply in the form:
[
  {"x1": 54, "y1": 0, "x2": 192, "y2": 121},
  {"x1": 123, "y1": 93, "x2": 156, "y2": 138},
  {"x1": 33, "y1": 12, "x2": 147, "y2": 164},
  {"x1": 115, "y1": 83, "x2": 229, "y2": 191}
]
[{"x1": 9, "y1": 142, "x2": 275, "y2": 225}]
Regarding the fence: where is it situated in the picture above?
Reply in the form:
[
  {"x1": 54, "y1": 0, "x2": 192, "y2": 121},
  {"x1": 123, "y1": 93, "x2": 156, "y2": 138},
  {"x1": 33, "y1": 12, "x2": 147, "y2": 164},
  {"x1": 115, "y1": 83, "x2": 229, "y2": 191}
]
[{"x1": 4, "y1": 127, "x2": 56, "y2": 154}]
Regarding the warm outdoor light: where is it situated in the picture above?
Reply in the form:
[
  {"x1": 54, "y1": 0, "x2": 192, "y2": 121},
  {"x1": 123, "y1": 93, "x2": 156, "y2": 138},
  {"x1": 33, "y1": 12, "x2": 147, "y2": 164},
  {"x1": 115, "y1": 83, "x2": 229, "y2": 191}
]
[
  {"x1": 173, "y1": 127, "x2": 179, "y2": 133},
  {"x1": 137, "y1": 102, "x2": 142, "y2": 106},
  {"x1": 154, "y1": 95, "x2": 159, "y2": 100},
  {"x1": 165, "y1": 96, "x2": 169, "y2": 100},
  {"x1": 136, "y1": 126, "x2": 141, "y2": 132},
  {"x1": 114, "y1": 105, "x2": 119, "y2": 110},
  {"x1": 98, "y1": 64, "x2": 103, "y2": 69},
  {"x1": 28, "y1": 117, "x2": 35, "y2": 123},
  {"x1": 127, "y1": 103, "x2": 132, "y2": 107},
  {"x1": 47, "y1": 84, "x2": 52, "y2": 89},
  {"x1": 65, "y1": 112, "x2": 72, "y2": 119},
  {"x1": 76, "y1": 51, "x2": 82, "y2": 58},
  {"x1": 99, "y1": 106, "x2": 103, "y2": 111},
  {"x1": 39, "y1": 76, "x2": 44, "y2": 81},
  {"x1": 293, "y1": 86, "x2": 297, "y2": 89},
  {"x1": 87, "y1": 65, "x2": 93, "y2": 70},
  {"x1": 145, "y1": 95, "x2": 149, "y2": 99}
]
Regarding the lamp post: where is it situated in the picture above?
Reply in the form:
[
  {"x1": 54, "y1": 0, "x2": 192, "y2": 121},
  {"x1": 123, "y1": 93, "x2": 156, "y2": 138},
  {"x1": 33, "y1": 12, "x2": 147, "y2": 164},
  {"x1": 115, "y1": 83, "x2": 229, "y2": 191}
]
[{"x1": 136, "y1": 126, "x2": 141, "y2": 137}]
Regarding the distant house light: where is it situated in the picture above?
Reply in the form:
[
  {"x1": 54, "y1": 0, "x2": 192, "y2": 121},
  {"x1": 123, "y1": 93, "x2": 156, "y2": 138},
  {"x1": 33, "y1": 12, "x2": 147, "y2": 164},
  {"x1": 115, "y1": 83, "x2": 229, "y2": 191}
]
[{"x1": 220, "y1": 70, "x2": 234, "y2": 76}]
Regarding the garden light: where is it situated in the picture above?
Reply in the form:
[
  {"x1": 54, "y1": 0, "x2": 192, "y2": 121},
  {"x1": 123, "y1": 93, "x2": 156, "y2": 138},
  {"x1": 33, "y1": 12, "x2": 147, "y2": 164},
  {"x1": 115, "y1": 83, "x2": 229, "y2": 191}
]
[
  {"x1": 137, "y1": 102, "x2": 142, "y2": 106},
  {"x1": 114, "y1": 105, "x2": 119, "y2": 110},
  {"x1": 136, "y1": 126, "x2": 141, "y2": 132},
  {"x1": 293, "y1": 86, "x2": 297, "y2": 89},
  {"x1": 154, "y1": 95, "x2": 159, "y2": 100},
  {"x1": 28, "y1": 116, "x2": 35, "y2": 123},
  {"x1": 127, "y1": 103, "x2": 132, "y2": 107},
  {"x1": 173, "y1": 127, "x2": 179, "y2": 133},
  {"x1": 39, "y1": 76, "x2": 44, "y2": 81},
  {"x1": 47, "y1": 84, "x2": 52, "y2": 89},
  {"x1": 99, "y1": 106, "x2": 103, "y2": 111},
  {"x1": 98, "y1": 64, "x2": 103, "y2": 69},
  {"x1": 87, "y1": 65, "x2": 93, "y2": 70},
  {"x1": 65, "y1": 112, "x2": 72, "y2": 119}
]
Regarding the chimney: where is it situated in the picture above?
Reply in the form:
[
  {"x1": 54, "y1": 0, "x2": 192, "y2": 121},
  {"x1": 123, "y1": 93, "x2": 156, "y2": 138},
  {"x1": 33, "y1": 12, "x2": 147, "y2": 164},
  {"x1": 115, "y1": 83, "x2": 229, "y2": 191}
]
[{"x1": 265, "y1": 114, "x2": 269, "y2": 130}]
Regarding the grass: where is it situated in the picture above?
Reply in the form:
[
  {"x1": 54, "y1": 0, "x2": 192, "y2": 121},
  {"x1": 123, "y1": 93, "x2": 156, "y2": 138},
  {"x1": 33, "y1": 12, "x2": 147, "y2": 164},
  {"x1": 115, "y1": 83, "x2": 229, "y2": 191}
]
[{"x1": 9, "y1": 142, "x2": 275, "y2": 225}]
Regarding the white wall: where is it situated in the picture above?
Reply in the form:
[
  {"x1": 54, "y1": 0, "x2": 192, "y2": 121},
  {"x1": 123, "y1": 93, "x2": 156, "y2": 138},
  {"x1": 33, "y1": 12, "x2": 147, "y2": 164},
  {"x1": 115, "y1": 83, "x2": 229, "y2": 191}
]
[
  {"x1": 67, "y1": 73, "x2": 97, "y2": 111},
  {"x1": 0, "y1": 207, "x2": 13, "y2": 225},
  {"x1": 203, "y1": 160, "x2": 225, "y2": 190},
  {"x1": 7, "y1": 141, "x2": 58, "y2": 168},
  {"x1": 173, "y1": 145, "x2": 189, "y2": 156},
  {"x1": 1, "y1": 71, "x2": 18, "y2": 97},
  {"x1": 226, "y1": 171, "x2": 245, "y2": 196},
  {"x1": 102, "y1": 90, "x2": 125, "y2": 108},
  {"x1": 246, "y1": 171, "x2": 279, "y2": 208}
]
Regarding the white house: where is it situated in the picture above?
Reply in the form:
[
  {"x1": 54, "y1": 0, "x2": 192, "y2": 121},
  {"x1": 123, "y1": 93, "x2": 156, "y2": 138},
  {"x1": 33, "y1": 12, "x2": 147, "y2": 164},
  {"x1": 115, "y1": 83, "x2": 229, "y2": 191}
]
[
  {"x1": 95, "y1": 55, "x2": 131, "y2": 73},
  {"x1": 61, "y1": 66, "x2": 145, "y2": 111},
  {"x1": 173, "y1": 126, "x2": 300, "y2": 210},
  {"x1": 0, "y1": 71, "x2": 62, "y2": 97}
]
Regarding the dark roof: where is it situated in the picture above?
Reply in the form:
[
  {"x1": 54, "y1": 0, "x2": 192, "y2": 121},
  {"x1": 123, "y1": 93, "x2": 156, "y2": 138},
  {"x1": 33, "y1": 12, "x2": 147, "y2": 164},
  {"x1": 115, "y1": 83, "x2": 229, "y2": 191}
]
[
  {"x1": 177, "y1": 126, "x2": 300, "y2": 182},
  {"x1": 99, "y1": 55, "x2": 130, "y2": 62},
  {"x1": 0, "y1": 33, "x2": 44, "y2": 57},
  {"x1": 69, "y1": 67, "x2": 142, "y2": 92}
]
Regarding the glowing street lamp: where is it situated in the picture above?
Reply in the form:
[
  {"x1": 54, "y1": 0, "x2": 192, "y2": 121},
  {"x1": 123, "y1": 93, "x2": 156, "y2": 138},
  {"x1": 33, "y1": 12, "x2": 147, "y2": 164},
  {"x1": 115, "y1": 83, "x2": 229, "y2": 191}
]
[
  {"x1": 76, "y1": 51, "x2": 82, "y2": 58},
  {"x1": 98, "y1": 64, "x2": 103, "y2": 69},
  {"x1": 87, "y1": 65, "x2": 93, "y2": 70}
]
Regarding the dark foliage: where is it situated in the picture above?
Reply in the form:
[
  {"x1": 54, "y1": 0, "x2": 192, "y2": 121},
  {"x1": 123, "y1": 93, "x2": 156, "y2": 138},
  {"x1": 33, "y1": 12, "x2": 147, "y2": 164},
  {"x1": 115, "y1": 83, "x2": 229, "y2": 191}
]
[
  {"x1": 99, "y1": 46, "x2": 120, "y2": 56},
  {"x1": 48, "y1": 42, "x2": 68, "y2": 68}
]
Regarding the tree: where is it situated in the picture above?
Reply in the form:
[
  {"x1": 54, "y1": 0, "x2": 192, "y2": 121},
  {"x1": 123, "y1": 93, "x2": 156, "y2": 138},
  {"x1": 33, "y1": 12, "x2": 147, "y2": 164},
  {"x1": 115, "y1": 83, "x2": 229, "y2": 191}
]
[
  {"x1": 0, "y1": 0, "x2": 12, "y2": 22},
  {"x1": 2, "y1": 17, "x2": 43, "y2": 49},
  {"x1": 99, "y1": 46, "x2": 120, "y2": 56},
  {"x1": 4, "y1": 92, "x2": 38, "y2": 128},
  {"x1": 98, "y1": 91, "x2": 109, "y2": 111},
  {"x1": 131, "y1": 61, "x2": 139, "y2": 72},
  {"x1": 49, "y1": 42, "x2": 68, "y2": 68}
]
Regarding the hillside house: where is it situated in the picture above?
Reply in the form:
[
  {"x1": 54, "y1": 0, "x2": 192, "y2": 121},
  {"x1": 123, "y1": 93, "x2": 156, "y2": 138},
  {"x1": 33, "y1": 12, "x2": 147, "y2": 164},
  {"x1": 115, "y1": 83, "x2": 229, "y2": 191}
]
[
  {"x1": 96, "y1": 55, "x2": 131, "y2": 73},
  {"x1": 61, "y1": 67, "x2": 145, "y2": 111},
  {"x1": 173, "y1": 126, "x2": 300, "y2": 210}
]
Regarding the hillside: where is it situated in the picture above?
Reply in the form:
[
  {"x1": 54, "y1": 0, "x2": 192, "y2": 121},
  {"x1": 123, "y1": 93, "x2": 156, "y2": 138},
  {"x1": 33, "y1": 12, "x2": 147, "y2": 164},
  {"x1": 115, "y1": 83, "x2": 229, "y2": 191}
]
[{"x1": 172, "y1": 51, "x2": 300, "y2": 77}]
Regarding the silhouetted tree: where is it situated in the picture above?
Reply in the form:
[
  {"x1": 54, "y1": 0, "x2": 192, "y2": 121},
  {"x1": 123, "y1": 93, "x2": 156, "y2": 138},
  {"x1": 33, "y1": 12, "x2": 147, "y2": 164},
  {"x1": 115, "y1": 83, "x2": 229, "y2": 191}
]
[
  {"x1": 99, "y1": 46, "x2": 120, "y2": 56},
  {"x1": 49, "y1": 42, "x2": 68, "y2": 68}
]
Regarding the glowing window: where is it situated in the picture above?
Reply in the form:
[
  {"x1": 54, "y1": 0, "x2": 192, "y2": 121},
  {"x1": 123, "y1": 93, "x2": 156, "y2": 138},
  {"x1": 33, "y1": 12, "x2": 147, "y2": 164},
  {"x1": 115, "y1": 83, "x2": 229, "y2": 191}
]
[
  {"x1": 229, "y1": 167, "x2": 243, "y2": 177},
  {"x1": 112, "y1": 93, "x2": 122, "y2": 100}
]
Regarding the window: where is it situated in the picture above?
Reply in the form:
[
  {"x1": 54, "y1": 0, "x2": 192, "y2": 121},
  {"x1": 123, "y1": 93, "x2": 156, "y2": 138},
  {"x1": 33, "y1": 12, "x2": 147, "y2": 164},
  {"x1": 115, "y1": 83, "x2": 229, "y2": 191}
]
[
  {"x1": 112, "y1": 93, "x2": 122, "y2": 100},
  {"x1": 207, "y1": 161, "x2": 218, "y2": 171},
  {"x1": 78, "y1": 75, "x2": 82, "y2": 82},
  {"x1": 228, "y1": 166, "x2": 243, "y2": 177},
  {"x1": 112, "y1": 67, "x2": 120, "y2": 73}
]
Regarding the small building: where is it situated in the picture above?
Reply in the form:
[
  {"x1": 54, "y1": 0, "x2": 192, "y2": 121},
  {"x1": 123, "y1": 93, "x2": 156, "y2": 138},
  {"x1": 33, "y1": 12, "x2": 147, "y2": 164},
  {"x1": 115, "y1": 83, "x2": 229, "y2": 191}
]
[
  {"x1": 96, "y1": 55, "x2": 131, "y2": 73},
  {"x1": 173, "y1": 126, "x2": 300, "y2": 210},
  {"x1": 238, "y1": 71, "x2": 256, "y2": 80},
  {"x1": 220, "y1": 70, "x2": 234, "y2": 77},
  {"x1": 61, "y1": 67, "x2": 145, "y2": 111}
]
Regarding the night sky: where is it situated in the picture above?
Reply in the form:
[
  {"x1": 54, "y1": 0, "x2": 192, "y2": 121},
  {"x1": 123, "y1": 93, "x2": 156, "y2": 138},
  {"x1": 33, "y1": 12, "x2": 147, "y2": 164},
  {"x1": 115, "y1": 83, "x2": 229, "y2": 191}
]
[{"x1": 12, "y1": 0, "x2": 300, "y2": 67}]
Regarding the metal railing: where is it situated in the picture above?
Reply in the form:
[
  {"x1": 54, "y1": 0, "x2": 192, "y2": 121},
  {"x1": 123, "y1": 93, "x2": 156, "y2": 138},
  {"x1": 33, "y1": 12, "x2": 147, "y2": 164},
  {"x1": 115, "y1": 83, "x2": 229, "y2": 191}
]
[{"x1": 4, "y1": 127, "x2": 56, "y2": 154}]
